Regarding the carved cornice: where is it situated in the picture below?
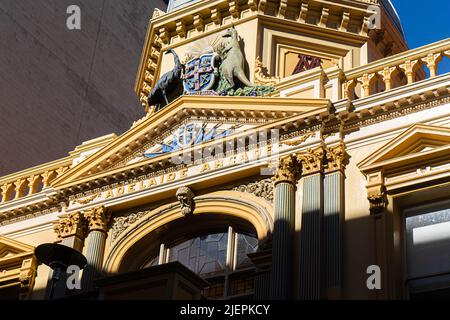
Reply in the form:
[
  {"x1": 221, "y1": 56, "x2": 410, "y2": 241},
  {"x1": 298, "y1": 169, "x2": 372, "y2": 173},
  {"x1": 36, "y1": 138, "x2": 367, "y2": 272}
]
[
  {"x1": 84, "y1": 206, "x2": 111, "y2": 233},
  {"x1": 272, "y1": 155, "x2": 300, "y2": 185},
  {"x1": 53, "y1": 212, "x2": 86, "y2": 241},
  {"x1": 325, "y1": 143, "x2": 346, "y2": 173},
  {"x1": 297, "y1": 146, "x2": 325, "y2": 175}
]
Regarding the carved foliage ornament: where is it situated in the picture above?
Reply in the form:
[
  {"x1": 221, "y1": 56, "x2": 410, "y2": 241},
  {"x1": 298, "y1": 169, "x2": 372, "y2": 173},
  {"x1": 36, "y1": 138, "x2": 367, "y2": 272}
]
[
  {"x1": 111, "y1": 212, "x2": 146, "y2": 242},
  {"x1": 368, "y1": 193, "x2": 387, "y2": 216},
  {"x1": 254, "y1": 56, "x2": 280, "y2": 86},
  {"x1": 176, "y1": 186, "x2": 195, "y2": 216},
  {"x1": 84, "y1": 206, "x2": 111, "y2": 232},
  {"x1": 232, "y1": 178, "x2": 274, "y2": 202},
  {"x1": 53, "y1": 212, "x2": 86, "y2": 241},
  {"x1": 325, "y1": 143, "x2": 346, "y2": 173},
  {"x1": 297, "y1": 147, "x2": 325, "y2": 175},
  {"x1": 272, "y1": 156, "x2": 300, "y2": 185}
]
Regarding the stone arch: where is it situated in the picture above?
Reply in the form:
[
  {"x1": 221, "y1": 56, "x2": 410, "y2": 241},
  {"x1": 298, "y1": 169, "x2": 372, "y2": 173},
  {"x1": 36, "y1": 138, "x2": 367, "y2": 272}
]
[{"x1": 104, "y1": 190, "x2": 273, "y2": 274}]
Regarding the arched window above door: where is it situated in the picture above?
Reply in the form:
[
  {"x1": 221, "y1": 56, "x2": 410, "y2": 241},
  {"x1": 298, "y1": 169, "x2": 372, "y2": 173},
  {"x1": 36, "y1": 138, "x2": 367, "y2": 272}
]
[{"x1": 139, "y1": 218, "x2": 259, "y2": 299}]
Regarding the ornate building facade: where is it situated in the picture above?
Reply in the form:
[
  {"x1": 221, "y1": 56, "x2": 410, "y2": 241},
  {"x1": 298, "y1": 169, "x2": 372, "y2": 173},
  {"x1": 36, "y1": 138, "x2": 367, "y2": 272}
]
[{"x1": 1, "y1": 0, "x2": 450, "y2": 300}]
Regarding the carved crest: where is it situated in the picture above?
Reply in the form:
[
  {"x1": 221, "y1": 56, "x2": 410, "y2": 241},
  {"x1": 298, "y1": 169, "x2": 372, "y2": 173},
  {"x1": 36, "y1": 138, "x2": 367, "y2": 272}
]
[{"x1": 182, "y1": 53, "x2": 219, "y2": 94}]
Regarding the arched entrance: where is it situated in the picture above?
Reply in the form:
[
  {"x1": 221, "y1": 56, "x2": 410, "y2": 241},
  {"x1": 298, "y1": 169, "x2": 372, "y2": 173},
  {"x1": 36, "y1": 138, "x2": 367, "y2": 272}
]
[{"x1": 104, "y1": 191, "x2": 273, "y2": 298}]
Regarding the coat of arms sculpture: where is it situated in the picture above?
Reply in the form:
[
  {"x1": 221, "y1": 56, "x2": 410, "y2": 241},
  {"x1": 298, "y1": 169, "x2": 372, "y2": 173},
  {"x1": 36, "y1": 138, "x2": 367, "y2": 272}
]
[
  {"x1": 147, "y1": 27, "x2": 276, "y2": 111},
  {"x1": 182, "y1": 53, "x2": 219, "y2": 94}
]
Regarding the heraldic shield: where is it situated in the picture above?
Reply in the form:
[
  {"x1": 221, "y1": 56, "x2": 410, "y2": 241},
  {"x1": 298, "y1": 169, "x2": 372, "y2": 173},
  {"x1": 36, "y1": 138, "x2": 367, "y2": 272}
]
[{"x1": 182, "y1": 53, "x2": 218, "y2": 94}]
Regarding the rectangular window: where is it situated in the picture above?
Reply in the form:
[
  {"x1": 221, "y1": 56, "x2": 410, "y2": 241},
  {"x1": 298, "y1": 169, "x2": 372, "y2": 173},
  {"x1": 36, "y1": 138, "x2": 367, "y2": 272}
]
[{"x1": 405, "y1": 201, "x2": 450, "y2": 298}]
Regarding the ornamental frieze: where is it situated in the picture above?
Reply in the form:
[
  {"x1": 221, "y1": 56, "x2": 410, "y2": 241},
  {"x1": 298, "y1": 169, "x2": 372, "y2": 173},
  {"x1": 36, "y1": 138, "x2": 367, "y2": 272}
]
[
  {"x1": 111, "y1": 211, "x2": 147, "y2": 242},
  {"x1": 232, "y1": 178, "x2": 274, "y2": 202}
]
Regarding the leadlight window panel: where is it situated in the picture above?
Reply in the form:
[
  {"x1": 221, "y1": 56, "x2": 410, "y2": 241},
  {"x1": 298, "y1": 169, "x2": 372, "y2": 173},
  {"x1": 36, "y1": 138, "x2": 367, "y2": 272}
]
[
  {"x1": 405, "y1": 206, "x2": 450, "y2": 293},
  {"x1": 142, "y1": 255, "x2": 159, "y2": 268},
  {"x1": 168, "y1": 232, "x2": 228, "y2": 277},
  {"x1": 235, "y1": 233, "x2": 258, "y2": 269}
]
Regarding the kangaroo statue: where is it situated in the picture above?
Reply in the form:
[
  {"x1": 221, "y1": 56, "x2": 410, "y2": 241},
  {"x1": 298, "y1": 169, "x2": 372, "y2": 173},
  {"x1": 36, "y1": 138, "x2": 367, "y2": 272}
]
[{"x1": 219, "y1": 27, "x2": 254, "y2": 89}]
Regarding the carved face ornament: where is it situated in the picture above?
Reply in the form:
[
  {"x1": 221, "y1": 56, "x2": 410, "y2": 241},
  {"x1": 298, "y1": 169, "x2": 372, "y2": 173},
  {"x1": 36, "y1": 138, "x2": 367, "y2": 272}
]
[{"x1": 176, "y1": 186, "x2": 195, "y2": 216}]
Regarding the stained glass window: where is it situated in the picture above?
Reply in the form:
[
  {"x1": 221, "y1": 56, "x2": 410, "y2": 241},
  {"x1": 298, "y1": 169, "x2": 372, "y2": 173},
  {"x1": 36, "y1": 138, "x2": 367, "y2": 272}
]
[
  {"x1": 235, "y1": 233, "x2": 259, "y2": 269},
  {"x1": 142, "y1": 225, "x2": 259, "y2": 299},
  {"x1": 168, "y1": 232, "x2": 228, "y2": 277}
]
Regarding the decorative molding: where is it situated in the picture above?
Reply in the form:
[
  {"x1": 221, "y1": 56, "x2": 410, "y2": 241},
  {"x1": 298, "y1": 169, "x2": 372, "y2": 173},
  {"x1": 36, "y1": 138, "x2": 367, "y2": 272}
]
[
  {"x1": 282, "y1": 132, "x2": 315, "y2": 146},
  {"x1": 73, "y1": 193, "x2": 100, "y2": 205},
  {"x1": 176, "y1": 186, "x2": 195, "y2": 216},
  {"x1": 254, "y1": 56, "x2": 280, "y2": 86},
  {"x1": 0, "y1": 237, "x2": 36, "y2": 300},
  {"x1": 232, "y1": 178, "x2": 274, "y2": 202}
]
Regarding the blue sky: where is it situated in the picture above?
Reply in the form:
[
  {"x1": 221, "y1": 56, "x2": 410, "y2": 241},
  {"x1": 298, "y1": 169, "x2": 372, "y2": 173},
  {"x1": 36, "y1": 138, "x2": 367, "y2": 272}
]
[{"x1": 392, "y1": 0, "x2": 450, "y2": 74}]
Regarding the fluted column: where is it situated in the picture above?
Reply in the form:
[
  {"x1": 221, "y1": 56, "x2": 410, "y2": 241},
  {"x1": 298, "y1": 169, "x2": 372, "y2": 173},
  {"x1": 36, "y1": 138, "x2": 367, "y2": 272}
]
[
  {"x1": 49, "y1": 212, "x2": 86, "y2": 299},
  {"x1": 322, "y1": 144, "x2": 346, "y2": 299},
  {"x1": 269, "y1": 156, "x2": 299, "y2": 300},
  {"x1": 297, "y1": 147, "x2": 325, "y2": 300},
  {"x1": 81, "y1": 206, "x2": 111, "y2": 291}
]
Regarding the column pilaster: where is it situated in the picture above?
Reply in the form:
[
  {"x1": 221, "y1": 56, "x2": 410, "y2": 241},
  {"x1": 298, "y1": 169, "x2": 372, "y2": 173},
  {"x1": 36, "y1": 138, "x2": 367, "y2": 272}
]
[
  {"x1": 297, "y1": 146, "x2": 325, "y2": 300},
  {"x1": 49, "y1": 211, "x2": 87, "y2": 299},
  {"x1": 322, "y1": 143, "x2": 346, "y2": 299},
  {"x1": 81, "y1": 206, "x2": 111, "y2": 291},
  {"x1": 269, "y1": 155, "x2": 299, "y2": 300}
]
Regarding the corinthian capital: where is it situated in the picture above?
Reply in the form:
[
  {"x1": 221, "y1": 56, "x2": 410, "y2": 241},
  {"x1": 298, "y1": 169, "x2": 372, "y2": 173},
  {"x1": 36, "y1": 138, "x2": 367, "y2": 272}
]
[
  {"x1": 297, "y1": 146, "x2": 325, "y2": 175},
  {"x1": 325, "y1": 143, "x2": 346, "y2": 173},
  {"x1": 272, "y1": 156, "x2": 299, "y2": 185},
  {"x1": 84, "y1": 206, "x2": 111, "y2": 232},
  {"x1": 53, "y1": 212, "x2": 86, "y2": 241}
]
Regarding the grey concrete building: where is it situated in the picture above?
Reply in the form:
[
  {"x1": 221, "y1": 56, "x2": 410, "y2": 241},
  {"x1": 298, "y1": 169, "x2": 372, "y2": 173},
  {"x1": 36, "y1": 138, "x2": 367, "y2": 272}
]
[{"x1": 0, "y1": 0, "x2": 168, "y2": 176}]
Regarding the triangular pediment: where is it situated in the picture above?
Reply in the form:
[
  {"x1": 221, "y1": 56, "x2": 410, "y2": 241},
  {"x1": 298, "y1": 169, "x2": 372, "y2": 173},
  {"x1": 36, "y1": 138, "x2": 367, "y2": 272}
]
[
  {"x1": 52, "y1": 96, "x2": 331, "y2": 189},
  {"x1": 0, "y1": 237, "x2": 34, "y2": 260},
  {"x1": 359, "y1": 123, "x2": 450, "y2": 172}
]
